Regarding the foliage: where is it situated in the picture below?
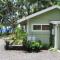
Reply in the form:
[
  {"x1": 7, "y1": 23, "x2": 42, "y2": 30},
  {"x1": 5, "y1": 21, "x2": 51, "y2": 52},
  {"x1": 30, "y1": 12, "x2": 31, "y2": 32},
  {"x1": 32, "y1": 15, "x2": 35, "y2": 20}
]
[
  {"x1": 23, "y1": 37, "x2": 27, "y2": 47},
  {"x1": 0, "y1": 0, "x2": 59, "y2": 28},
  {"x1": 31, "y1": 40, "x2": 42, "y2": 51},
  {"x1": 23, "y1": 40, "x2": 42, "y2": 52},
  {"x1": 49, "y1": 23, "x2": 54, "y2": 47},
  {"x1": 15, "y1": 27, "x2": 27, "y2": 40},
  {"x1": 10, "y1": 26, "x2": 27, "y2": 45}
]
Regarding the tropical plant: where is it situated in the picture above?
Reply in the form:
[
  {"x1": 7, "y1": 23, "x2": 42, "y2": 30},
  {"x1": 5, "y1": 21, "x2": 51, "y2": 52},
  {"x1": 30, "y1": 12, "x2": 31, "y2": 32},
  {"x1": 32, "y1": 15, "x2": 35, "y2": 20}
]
[
  {"x1": 15, "y1": 27, "x2": 27, "y2": 40},
  {"x1": 23, "y1": 40, "x2": 42, "y2": 52},
  {"x1": 10, "y1": 26, "x2": 27, "y2": 45}
]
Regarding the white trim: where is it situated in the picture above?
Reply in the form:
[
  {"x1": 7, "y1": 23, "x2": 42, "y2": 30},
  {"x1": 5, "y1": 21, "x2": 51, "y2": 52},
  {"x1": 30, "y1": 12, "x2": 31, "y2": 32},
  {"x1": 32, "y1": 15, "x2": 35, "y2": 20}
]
[
  {"x1": 31, "y1": 24, "x2": 49, "y2": 32},
  {"x1": 50, "y1": 21, "x2": 60, "y2": 24},
  {"x1": 17, "y1": 5, "x2": 60, "y2": 23},
  {"x1": 54, "y1": 24, "x2": 58, "y2": 49}
]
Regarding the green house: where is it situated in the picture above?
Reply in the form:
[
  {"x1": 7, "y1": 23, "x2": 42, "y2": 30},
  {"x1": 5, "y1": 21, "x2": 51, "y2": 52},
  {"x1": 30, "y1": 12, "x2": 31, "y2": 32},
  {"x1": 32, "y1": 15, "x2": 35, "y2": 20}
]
[{"x1": 18, "y1": 5, "x2": 60, "y2": 49}]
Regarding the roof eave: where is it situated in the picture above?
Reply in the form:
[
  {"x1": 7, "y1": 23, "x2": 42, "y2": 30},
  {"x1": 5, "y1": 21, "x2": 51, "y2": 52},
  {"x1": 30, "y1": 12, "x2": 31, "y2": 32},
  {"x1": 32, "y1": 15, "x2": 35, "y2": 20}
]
[{"x1": 17, "y1": 5, "x2": 60, "y2": 24}]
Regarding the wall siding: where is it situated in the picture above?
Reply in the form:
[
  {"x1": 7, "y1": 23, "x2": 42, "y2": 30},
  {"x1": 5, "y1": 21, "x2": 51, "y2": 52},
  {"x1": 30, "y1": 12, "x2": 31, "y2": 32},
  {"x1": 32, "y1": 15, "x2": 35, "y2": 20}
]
[{"x1": 27, "y1": 8, "x2": 60, "y2": 44}]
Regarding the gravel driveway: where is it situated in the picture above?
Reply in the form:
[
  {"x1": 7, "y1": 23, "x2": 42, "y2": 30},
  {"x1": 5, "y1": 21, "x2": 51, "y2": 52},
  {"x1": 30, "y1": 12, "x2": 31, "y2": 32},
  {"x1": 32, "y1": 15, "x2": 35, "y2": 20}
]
[{"x1": 0, "y1": 37, "x2": 60, "y2": 60}]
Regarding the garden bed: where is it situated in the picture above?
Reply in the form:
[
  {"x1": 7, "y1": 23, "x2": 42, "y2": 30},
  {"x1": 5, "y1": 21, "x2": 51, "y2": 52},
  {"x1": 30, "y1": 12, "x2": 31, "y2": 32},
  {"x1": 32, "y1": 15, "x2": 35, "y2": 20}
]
[
  {"x1": 5, "y1": 41, "x2": 24, "y2": 50},
  {"x1": 5, "y1": 39, "x2": 24, "y2": 50},
  {"x1": 5, "y1": 39, "x2": 49, "y2": 52}
]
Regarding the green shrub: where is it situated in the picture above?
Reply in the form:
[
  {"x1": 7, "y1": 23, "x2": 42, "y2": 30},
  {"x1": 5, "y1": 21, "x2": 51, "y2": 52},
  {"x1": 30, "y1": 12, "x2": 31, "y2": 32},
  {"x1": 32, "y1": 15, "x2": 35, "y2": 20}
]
[
  {"x1": 11, "y1": 37, "x2": 16, "y2": 40},
  {"x1": 23, "y1": 40, "x2": 42, "y2": 52},
  {"x1": 23, "y1": 37, "x2": 27, "y2": 47},
  {"x1": 15, "y1": 27, "x2": 27, "y2": 40},
  {"x1": 9, "y1": 27, "x2": 27, "y2": 45}
]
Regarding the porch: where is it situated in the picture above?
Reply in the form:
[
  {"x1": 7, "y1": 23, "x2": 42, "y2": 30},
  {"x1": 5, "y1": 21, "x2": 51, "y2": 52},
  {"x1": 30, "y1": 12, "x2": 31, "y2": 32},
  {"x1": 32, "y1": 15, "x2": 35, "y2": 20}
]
[{"x1": 50, "y1": 21, "x2": 60, "y2": 49}]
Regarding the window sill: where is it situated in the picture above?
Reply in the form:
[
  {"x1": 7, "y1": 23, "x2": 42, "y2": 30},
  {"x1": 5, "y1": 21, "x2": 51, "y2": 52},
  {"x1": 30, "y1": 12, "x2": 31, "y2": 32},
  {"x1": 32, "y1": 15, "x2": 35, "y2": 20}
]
[{"x1": 32, "y1": 30, "x2": 49, "y2": 32}]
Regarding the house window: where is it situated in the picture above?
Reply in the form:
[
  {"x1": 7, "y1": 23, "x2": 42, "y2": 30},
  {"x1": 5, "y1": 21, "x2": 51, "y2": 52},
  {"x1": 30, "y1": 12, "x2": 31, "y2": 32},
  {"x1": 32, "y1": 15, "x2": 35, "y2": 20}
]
[
  {"x1": 33, "y1": 25, "x2": 41, "y2": 30},
  {"x1": 42, "y1": 25, "x2": 49, "y2": 30},
  {"x1": 32, "y1": 24, "x2": 49, "y2": 31}
]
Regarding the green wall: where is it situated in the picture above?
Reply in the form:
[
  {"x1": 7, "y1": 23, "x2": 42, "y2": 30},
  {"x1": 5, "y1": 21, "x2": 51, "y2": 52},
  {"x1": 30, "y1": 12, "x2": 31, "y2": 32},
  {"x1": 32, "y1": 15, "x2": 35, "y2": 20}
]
[{"x1": 27, "y1": 8, "x2": 60, "y2": 44}]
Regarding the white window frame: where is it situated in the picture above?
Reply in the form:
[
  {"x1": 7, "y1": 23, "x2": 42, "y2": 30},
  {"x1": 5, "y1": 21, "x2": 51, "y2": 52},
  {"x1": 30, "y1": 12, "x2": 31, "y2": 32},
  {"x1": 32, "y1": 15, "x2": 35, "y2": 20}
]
[{"x1": 32, "y1": 24, "x2": 49, "y2": 32}]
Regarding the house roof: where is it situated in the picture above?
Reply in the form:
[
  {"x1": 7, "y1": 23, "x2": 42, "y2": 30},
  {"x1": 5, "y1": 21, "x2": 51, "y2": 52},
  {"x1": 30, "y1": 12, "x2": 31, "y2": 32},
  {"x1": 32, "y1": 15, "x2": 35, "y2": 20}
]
[{"x1": 17, "y1": 5, "x2": 60, "y2": 23}]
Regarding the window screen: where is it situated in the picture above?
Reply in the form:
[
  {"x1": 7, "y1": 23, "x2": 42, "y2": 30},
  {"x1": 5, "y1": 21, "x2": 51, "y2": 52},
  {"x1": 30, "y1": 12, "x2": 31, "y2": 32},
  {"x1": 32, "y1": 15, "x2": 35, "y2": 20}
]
[
  {"x1": 42, "y1": 25, "x2": 49, "y2": 30},
  {"x1": 33, "y1": 25, "x2": 41, "y2": 30}
]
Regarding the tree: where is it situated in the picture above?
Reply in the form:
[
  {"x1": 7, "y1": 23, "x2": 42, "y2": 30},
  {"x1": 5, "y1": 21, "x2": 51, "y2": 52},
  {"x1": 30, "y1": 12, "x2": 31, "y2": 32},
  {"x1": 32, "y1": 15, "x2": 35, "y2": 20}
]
[
  {"x1": 0, "y1": 0, "x2": 58, "y2": 29},
  {"x1": 0, "y1": 0, "x2": 17, "y2": 31}
]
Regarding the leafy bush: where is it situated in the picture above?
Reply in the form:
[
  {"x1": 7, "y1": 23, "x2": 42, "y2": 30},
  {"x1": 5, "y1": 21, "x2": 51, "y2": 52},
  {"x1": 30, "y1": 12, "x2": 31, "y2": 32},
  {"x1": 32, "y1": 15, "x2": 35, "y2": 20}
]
[
  {"x1": 31, "y1": 41, "x2": 41, "y2": 51},
  {"x1": 15, "y1": 27, "x2": 27, "y2": 40},
  {"x1": 22, "y1": 37, "x2": 27, "y2": 47},
  {"x1": 23, "y1": 39, "x2": 42, "y2": 52},
  {"x1": 9, "y1": 27, "x2": 27, "y2": 45}
]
